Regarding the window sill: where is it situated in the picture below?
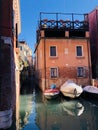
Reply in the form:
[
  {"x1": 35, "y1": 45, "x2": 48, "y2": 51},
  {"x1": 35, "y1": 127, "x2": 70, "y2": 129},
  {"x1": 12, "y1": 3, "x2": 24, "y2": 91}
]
[
  {"x1": 76, "y1": 56, "x2": 85, "y2": 59},
  {"x1": 49, "y1": 56, "x2": 58, "y2": 59},
  {"x1": 50, "y1": 77, "x2": 58, "y2": 79}
]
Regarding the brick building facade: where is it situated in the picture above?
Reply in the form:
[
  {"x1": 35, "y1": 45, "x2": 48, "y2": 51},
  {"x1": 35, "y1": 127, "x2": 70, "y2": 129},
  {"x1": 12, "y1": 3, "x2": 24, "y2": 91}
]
[
  {"x1": 0, "y1": 0, "x2": 21, "y2": 129},
  {"x1": 35, "y1": 13, "x2": 92, "y2": 91}
]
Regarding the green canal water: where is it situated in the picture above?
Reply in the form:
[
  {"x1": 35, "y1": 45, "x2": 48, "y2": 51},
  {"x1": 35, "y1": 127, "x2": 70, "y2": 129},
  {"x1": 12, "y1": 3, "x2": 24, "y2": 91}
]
[{"x1": 8, "y1": 88, "x2": 98, "y2": 130}]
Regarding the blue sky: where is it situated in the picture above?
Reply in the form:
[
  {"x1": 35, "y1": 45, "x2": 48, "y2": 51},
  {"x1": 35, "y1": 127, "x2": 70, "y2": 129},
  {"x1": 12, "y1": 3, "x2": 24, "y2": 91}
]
[{"x1": 19, "y1": 0, "x2": 98, "y2": 55}]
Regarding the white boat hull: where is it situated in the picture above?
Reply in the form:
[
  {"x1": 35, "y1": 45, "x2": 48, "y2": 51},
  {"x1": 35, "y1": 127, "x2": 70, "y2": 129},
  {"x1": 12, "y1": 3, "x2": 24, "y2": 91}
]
[
  {"x1": 43, "y1": 89, "x2": 60, "y2": 99},
  {"x1": 60, "y1": 82, "x2": 83, "y2": 98},
  {"x1": 61, "y1": 90, "x2": 82, "y2": 98},
  {"x1": 44, "y1": 92, "x2": 59, "y2": 99}
]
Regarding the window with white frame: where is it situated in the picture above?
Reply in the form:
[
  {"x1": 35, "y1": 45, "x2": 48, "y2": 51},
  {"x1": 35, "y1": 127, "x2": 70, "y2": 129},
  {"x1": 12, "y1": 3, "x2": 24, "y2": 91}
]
[
  {"x1": 50, "y1": 46, "x2": 57, "y2": 56},
  {"x1": 50, "y1": 67, "x2": 58, "y2": 78},
  {"x1": 76, "y1": 46, "x2": 83, "y2": 57},
  {"x1": 77, "y1": 67, "x2": 85, "y2": 77}
]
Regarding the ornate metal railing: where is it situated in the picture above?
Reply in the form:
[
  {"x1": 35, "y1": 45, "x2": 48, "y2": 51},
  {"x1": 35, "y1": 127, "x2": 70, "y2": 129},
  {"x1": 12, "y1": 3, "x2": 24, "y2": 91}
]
[
  {"x1": 36, "y1": 12, "x2": 89, "y2": 43},
  {"x1": 39, "y1": 19, "x2": 89, "y2": 31}
]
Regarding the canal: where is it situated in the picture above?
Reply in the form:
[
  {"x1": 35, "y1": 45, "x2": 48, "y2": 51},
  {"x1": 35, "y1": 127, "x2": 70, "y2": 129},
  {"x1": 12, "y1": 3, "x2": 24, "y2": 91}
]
[{"x1": 8, "y1": 86, "x2": 98, "y2": 130}]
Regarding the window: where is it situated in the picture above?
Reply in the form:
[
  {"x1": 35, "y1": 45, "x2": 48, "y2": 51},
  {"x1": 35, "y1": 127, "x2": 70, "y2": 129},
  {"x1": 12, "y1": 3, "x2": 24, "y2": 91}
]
[
  {"x1": 76, "y1": 46, "x2": 83, "y2": 56},
  {"x1": 50, "y1": 46, "x2": 56, "y2": 56},
  {"x1": 19, "y1": 46, "x2": 22, "y2": 50},
  {"x1": 50, "y1": 68, "x2": 58, "y2": 78},
  {"x1": 77, "y1": 67, "x2": 85, "y2": 77}
]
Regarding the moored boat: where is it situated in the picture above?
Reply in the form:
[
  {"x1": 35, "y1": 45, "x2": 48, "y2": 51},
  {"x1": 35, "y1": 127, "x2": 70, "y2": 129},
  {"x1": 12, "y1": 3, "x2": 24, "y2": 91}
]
[
  {"x1": 83, "y1": 85, "x2": 98, "y2": 98},
  {"x1": 43, "y1": 88, "x2": 60, "y2": 99},
  {"x1": 60, "y1": 81, "x2": 83, "y2": 99},
  {"x1": 44, "y1": 84, "x2": 60, "y2": 99}
]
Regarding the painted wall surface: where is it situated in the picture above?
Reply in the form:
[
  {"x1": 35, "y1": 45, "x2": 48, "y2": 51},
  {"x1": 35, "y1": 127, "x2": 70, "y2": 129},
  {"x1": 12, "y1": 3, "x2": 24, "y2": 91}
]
[
  {"x1": 45, "y1": 39, "x2": 89, "y2": 67},
  {"x1": 35, "y1": 33, "x2": 91, "y2": 90}
]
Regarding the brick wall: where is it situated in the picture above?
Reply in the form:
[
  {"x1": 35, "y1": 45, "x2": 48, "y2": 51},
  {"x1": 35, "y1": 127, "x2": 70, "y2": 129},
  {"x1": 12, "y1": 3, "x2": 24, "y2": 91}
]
[{"x1": 38, "y1": 66, "x2": 91, "y2": 91}]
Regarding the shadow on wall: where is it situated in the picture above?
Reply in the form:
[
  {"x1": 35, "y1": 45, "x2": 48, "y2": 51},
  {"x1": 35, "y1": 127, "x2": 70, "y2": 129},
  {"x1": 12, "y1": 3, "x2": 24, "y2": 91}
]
[{"x1": 20, "y1": 67, "x2": 40, "y2": 94}]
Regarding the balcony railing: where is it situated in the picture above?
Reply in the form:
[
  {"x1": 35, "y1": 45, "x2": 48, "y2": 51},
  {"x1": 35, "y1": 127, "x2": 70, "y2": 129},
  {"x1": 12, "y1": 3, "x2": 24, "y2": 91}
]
[
  {"x1": 39, "y1": 19, "x2": 89, "y2": 31},
  {"x1": 38, "y1": 12, "x2": 89, "y2": 31},
  {"x1": 36, "y1": 12, "x2": 89, "y2": 43}
]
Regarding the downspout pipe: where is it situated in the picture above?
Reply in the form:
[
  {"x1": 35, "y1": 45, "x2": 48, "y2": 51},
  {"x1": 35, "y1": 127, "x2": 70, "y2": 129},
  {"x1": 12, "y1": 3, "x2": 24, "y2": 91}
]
[
  {"x1": 87, "y1": 38, "x2": 92, "y2": 84},
  {"x1": 44, "y1": 38, "x2": 46, "y2": 91}
]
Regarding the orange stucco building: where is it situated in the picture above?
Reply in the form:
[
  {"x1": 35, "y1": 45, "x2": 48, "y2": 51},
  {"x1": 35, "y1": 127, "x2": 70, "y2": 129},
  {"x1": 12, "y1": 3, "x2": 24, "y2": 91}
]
[{"x1": 35, "y1": 13, "x2": 92, "y2": 91}]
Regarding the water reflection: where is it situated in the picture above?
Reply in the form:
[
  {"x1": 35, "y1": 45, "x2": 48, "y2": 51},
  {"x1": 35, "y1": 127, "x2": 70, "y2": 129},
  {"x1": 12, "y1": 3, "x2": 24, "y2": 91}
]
[
  {"x1": 19, "y1": 94, "x2": 33, "y2": 129},
  {"x1": 19, "y1": 90, "x2": 39, "y2": 130},
  {"x1": 8, "y1": 88, "x2": 98, "y2": 130},
  {"x1": 61, "y1": 99, "x2": 84, "y2": 116},
  {"x1": 35, "y1": 92, "x2": 98, "y2": 130},
  {"x1": 36, "y1": 95, "x2": 85, "y2": 130}
]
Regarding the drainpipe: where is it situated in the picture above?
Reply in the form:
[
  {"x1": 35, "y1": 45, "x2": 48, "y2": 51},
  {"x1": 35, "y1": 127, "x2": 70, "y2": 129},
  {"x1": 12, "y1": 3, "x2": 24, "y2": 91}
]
[
  {"x1": 87, "y1": 38, "x2": 92, "y2": 84},
  {"x1": 44, "y1": 38, "x2": 46, "y2": 90}
]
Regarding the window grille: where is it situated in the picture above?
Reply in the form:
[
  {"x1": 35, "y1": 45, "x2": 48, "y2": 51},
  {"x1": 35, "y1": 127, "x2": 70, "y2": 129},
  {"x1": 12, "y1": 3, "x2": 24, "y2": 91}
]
[
  {"x1": 77, "y1": 67, "x2": 85, "y2": 77},
  {"x1": 50, "y1": 68, "x2": 58, "y2": 78}
]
